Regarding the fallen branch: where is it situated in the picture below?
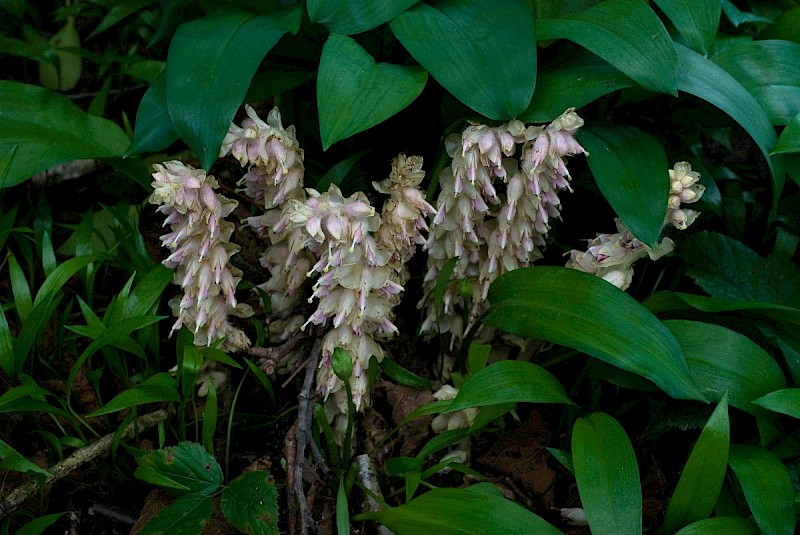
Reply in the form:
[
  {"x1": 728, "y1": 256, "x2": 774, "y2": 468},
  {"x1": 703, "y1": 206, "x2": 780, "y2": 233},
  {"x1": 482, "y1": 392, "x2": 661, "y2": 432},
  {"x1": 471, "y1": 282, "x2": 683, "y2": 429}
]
[
  {"x1": 0, "y1": 409, "x2": 168, "y2": 519},
  {"x1": 246, "y1": 332, "x2": 307, "y2": 376}
]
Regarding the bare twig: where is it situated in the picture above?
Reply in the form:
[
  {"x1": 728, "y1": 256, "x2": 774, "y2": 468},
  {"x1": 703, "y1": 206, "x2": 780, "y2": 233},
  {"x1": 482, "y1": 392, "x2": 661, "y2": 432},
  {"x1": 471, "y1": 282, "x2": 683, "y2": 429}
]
[
  {"x1": 0, "y1": 409, "x2": 168, "y2": 519},
  {"x1": 246, "y1": 333, "x2": 307, "y2": 376},
  {"x1": 88, "y1": 502, "x2": 137, "y2": 525},
  {"x1": 281, "y1": 356, "x2": 310, "y2": 389}
]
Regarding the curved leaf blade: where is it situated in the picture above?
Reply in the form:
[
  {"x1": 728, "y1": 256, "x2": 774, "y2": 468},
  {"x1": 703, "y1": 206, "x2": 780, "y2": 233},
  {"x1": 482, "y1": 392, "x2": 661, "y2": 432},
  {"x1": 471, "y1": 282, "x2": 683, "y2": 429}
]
[
  {"x1": 134, "y1": 441, "x2": 223, "y2": 497},
  {"x1": 653, "y1": 0, "x2": 720, "y2": 55},
  {"x1": 138, "y1": 493, "x2": 213, "y2": 535},
  {"x1": 390, "y1": 0, "x2": 536, "y2": 120},
  {"x1": 752, "y1": 388, "x2": 800, "y2": 419},
  {"x1": 87, "y1": 373, "x2": 180, "y2": 417},
  {"x1": 674, "y1": 517, "x2": 759, "y2": 535},
  {"x1": 126, "y1": 73, "x2": 177, "y2": 156},
  {"x1": 220, "y1": 471, "x2": 279, "y2": 535},
  {"x1": 572, "y1": 412, "x2": 641, "y2": 535},
  {"x1": 485, "y1": 267, "x2": 705, "y2": 401},
  {"x1": 307, "y1": 0, "x2": 418, "y2": 34},
  {"x1": 317, "y1": 34, "x2": 427, "y2": 150},
  {"x1": 536, "y1": 0, "x2": 677, "y2": 95},
  {"x1": 772, "y1": 113, "x2": 800, "y2": 155}
]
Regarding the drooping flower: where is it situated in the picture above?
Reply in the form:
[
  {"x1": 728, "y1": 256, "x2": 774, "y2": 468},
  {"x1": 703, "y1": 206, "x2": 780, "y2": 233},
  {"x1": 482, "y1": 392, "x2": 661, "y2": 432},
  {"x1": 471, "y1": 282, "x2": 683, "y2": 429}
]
[{"x1": 666, "y1": 161, "x2": 705, "y2": 230}]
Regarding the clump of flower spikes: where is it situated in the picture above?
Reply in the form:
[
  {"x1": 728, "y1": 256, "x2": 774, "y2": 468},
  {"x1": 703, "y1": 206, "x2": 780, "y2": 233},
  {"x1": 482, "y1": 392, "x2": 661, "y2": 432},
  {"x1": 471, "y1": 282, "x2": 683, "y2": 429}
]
[
  {"x1": 420, "y1": 109, "x2": 587, "y2": 345},
  {"x1": 149, "y1": 161, "x2": 251, "y2": 350},
  {"x1": 565, "y1": 161, "x2": 706, "y2": 290}
]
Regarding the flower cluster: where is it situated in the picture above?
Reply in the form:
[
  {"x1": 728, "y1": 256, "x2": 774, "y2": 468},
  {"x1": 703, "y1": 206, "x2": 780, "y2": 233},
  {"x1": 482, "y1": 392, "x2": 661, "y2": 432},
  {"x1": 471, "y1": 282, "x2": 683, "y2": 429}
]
[
  {"x1": 566, "y1": 161, "x2": 705, "y2": 289},
  {"x1": 149, "y1": 161, "x2": 251, "y2": 350},
  {"x1": 421, "y1": 109, "x2": 587, "y2": 344}
]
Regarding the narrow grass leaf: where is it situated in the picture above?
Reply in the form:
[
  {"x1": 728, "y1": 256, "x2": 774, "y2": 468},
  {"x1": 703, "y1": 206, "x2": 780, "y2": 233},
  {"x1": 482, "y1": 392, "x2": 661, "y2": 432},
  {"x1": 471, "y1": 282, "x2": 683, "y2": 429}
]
[
  {"x1": 138, "y1": 493, "x2": 213, "y2": 535},
  {"x1": 663, "y1": 394, "x2": 730, "y2": 532},
  {"x1": 485, "y1": 267, "x2": 704, "y2": 401},
  {"x1": 546, "y1": 448, "x2": 573, "y2": 473},
  {"x1": 355, "y1": 487, "x2": 562, "y2": 535},
  {"x1": 664, "y1": 320, "x2": 786, "y2": 417},
  {"x1": 644, "y1": 291, "x2": 800, "y2": 328},
  {"x1": 0, "y1": 438, "x2": 52, "y2": 477},
  {"x1": 390, "y1": 0, "x2": 535, "y2": 120},
  {"x1": 653, "y1": 0, "x2": 720, "y2": 55},
  {"x1": 380, "y1": 357, "x2": 433, "y2": 388},
  {"x1": 134, "y1": 441, "x2": 222, "y2": 496},
  {"x1": 674, "y1": 517, "x2": 759, "y2": 534},
  {"x1": 728, "y1": 445, "x2": 795, "y2": 535},
  {"x1": 0, "y1": 303, "x2": 15, "y2": 377},
  {"x1": 8, "y1": 251, "x2": 31, "y2": 322},
  {"x1": 87, "y1": 373, "x2": 180, "y2": 417},
  {"x1": 125, "y1": 264, "x2": 173, "y2": 317},
  {"x1": 446, "y1": 360, "x2": 573, "y2": 412},
  {"x1": 32, "y1": 254, "x2": 102, "y2": 308},
  {"x1": 243, "y1": 358, "x2": 275, "y2": 405},
  {"x1": 336, "y1": 479, "x2": 349, "y2": 535},
  {"x1": 14, "y1": 513, "x2": 66, "y2": 535},
  {"x1": 572, "y1": 412, "x2": 641, "y2": 535},
  {"x1": 90, "y1": 0, "x2": 155, "y2": 38},
  {"x1": 220, "y1": 471, "x2": 279, "y2": 535},
  {"x1": 201, "y1": 381, "x2": 217, "y2": 454},
  {"x1": 307, "y1": 0, "x2": 418, "y2": 34},
  {"x1": 752, "y1": 388, "x2": 800, "y2": 419}
]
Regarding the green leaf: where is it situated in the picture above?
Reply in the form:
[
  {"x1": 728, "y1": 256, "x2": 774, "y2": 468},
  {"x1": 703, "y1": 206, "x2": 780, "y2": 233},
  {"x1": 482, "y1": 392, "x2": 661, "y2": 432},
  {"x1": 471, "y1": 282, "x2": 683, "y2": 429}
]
[
  {"x1": 760, "y1": 7, "x2": 800, "y2": 42},
  {"x1": 772, "y1": 114, "x2": 800, "y2": 155},
  {"x1": 572, "y1": 412, "x2": 641, "y2": 535},
  {"x1": 0, "y1": 385, "x2": 68, "y2": 417},
  {"x1": 681, "y1": 231, "x2": 800, "y2": 306},
  {"x1": 752, "y1": 388, "x2": 800, "y2": 419},
  {"x1": 14, "y1": 513, "x2": 66, "y2": 535},
  {"x1": 380, "y1": 357, "x2": 433, "y2": 388},
  {"x1": 546, "y1": 447, "x2": 573, "y2": 473},
  {"x1": 664, "y1": 320, "x2": 787, "y2": 417},
  {"x1": 0, "y1": 438, "x2": 52, "y2": 477},
  {"x1": 520, "y1": 54, "x2": 633, "y2": 123},
  {"x1": 728, "y1": 445, "x2": 795, "y2": 535},
  {"x1": 0, "y1": 304, "x2": 14, "y2": 377},
  {"x1": 577, "y1": 125, "x2": 669, "y2": 248},
  {"x1": 674, "y1": 517, "x2": 759, "y2": 535},
  {"x1": 720, "y1": 0, "x2": 773, "y2": 28},
  {"x1": 390, "y1": 0, "x2": 536, "y2": 120},
  {"x1": 317, "y1": 34, "x2": 427, "y2": 150},
  {"x1": 166, "y1": 6, "x2": 301, "y2": 170},
  {"x1": 673, "y1": 42, "x2": 782, "y2": 212},
  {"x1": 138, "y1": 493, "x2": 214, "y2": 535},
  {"x1": 485, "y1": 267, "x2": 705, "y2": 402},
  {"x1": 220, "y1": 471, "x2": 279, "y2": 535},
  {"x1": 125, "y1": 265, "x2": 173, "y2": 317},
  {"x1": 90, "y1": 0, "x2": 156, "y2": 38},
  {"x1": 8, "y1": 251, "x2": 32, "y2": 322},
  {"x1": 653, "y1": 0, "x2": 720, "y2": 55},
  {"x1": 39, "y1": 17, "x2": 81, "y2": 91},
  {"x1": 315, "y1": 150, "x2": 368, "y2": 192},
  {"x1": 663, "y1": 394, "x2": 730, "y2": 533},
  {"x1": 134, "y1": 441, "x2": 223, "y2": 496},
  {"x1": 336, "y1": 479, "x2": 349, "y2": 535},
  {"x1": 711, "y1": 40, "x2": 800, "y2": 126},
  {"x1": 201, "y1": 381, "x2": 217, "y2": 454},
  {"x1": 243, "y1": 358, "x2": 275, "y2": 405},
  {"x1": 244, "y1": 66, "x2": 315, "y2": 103},
  {"x1": 308, "y1": 0, "x2": 418, "y2": 34},
  {"x1": 446, "y1": 361, "x2": 573, "y2": 412},
  {"x1": 87, "y1": 373, "x2": 180, "y2": 417},
  {"x1": 536, "y1": 0, "x2": 677, "y2": 96},
  {"x1": 355, "y1": 487, "x2": 562, "y2": 535},
  {"x1": 0, "y1": 81, "x2": 129, "y2": 188},
  {"x1": 466, "y1": 342, "x2": 490, "y2": 375},
  {"x1": 126, "y1": 73, "x2": 177, "y2": 156}
]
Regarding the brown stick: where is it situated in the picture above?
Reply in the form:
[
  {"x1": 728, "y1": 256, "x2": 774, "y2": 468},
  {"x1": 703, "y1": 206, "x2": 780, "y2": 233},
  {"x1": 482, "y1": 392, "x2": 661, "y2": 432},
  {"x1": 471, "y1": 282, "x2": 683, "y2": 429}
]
[{"x1": 246, "y1": 333, "x2": 307, "y2": 376}]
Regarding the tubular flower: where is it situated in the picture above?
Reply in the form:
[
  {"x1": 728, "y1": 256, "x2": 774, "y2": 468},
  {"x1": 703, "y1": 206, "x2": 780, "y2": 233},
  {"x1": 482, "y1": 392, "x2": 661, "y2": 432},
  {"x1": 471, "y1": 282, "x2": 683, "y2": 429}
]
[
  {"x1": 420, "y1": 109, "x2": 586, "y2": 345},
  {"x1": 150, "y1": 161, "x2": 251, "y2": 350},
  {"x1": 566, "y1": 161, "x2": 705, "y2": 289}
]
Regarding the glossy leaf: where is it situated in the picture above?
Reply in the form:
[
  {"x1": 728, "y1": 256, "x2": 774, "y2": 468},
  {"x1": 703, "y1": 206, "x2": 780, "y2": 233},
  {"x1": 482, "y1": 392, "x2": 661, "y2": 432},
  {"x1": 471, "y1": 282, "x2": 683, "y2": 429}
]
[
  {"x1": 681, "y1": 231, "x2": 800, "y2": 306},
  {"x1": 673, "y1": 42, "x2": 782, "y2": 210},
  {"x1": 446, "y1": 360, "x2": 573, "y2": 412},
  {"x1": 0, "y1": 438, "x2": 52, "y2": 477},
  {"x1": 355, "y1": 487, "x2": 562, "y2": 535},
  {"x1": 317, "y1": 34, "x2": 427, "y2": 150},
  {"x1": 220, "y1": 471, "x2": 279, "y2": 535},
  {"x1": 87, "y1": 373, "x2": 180, "y2": 417},
  {"x1": 126, "y1": 73, "x2": 177, "y2": 156},
  {"x1": 577, "y1": 125, "x2": 669, "y2": 247},
  {"x1": 720, "y1": 0, "x2": 773, "y2": 27},
  {"x1": 308, "y1": 0, "x2": 418, "y2": 34},
  {"x1": 728, "y1": 445, "x2": 795, "y2": 535},
  {"x1": 520, "y1": 54, "x2": 633, "y2": 123},
  {"x1": 0, "y1": 81, "x2": 129, "y2": 188},
  {"x1": 644, "y1": 291, "x2": 800, "y2": 328},
  {"x1": 485, "y1": 267, "x2": 704, "y2": 401},
  {"x1": 664, "y1": 320, "x2": 786, "y2": 417},
  {"x1": 653, "y1": 0, "x2": 720, "y2": 55},
  {"x1": 674, "y1": 517, "x2": 759, "y2": 535},
  {"x1": 752, "y1": 388, "x2": 800, "y2": 419},
  {"x1": 572, "y1": 412, "x2": 641, "y2": 535},
  {"x1": 536, "y1": 0, "x2": 677, "y2": 96},
  {"x1": 124, "y1": 265, "x2": 173, "y2": 318},
  {"x1": 138, "y1": 493, "x2": 214, "y2": 535},
  {"x1": 663, "y1": 395, "x2": 730, "y2": 532},
  {"x1": 760, "y1": 7, "x2": 800, "y2": 42},
  {"x1": 711, "y1": 40, "x2": 800, "y2": 126},
  {"x1": 134, "y1": 441, "x2": 223, "y2": 496},
  {"x1": 166, "y1": 7, "x2": 301, "y2": 170},
  {"x1": 390, "y1": 0, "x2": 535, "y2": 120},
  {"x1": 772, "y1": 114, "x2": 800, "y2": 155}
]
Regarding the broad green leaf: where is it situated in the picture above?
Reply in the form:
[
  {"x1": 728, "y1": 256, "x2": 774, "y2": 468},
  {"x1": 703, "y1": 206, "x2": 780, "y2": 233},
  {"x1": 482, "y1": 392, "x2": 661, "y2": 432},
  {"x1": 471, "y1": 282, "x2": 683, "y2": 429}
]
[
  {"x1": 0, "y1": 438, "x2": 52, "y2": 477},
  {"x1": 673, "y1": 42, "x2": 782, "y2": 211},
  {"x1": 653, "y1": 0, "x2": 720, "y2": 55},
  {"x1": 90, "y1": 0, "x2": 156, "y2": 38},
  {"x1": 663, "y1": 395, "x2": 730, "y2": 532},
  {"x1": 0, "y1": 385, "x2": 68, "y2": 417},
  {"x1": 134, "y1": 441, "x2": 223, "y2": 496},
  {"x1": 244, "y1": 65, "x2": 315, "y2": 103},
  {"x1": 577, "y1": 125, "x2": 669, "y2": 248},
  {"x1": 416, "y1": 428, "x2": 470, "y2": 461},
  {"x1": 220, "y1": 471, "x2": 279, "y2": 535},
  {"x1": 752, "y1": 388, "x2": 800, "y2": 419},
  {"x1": 124, "y1": 264, "x2": 173, "y2": 317},
  {"x1": 355, "y1": 487, "x2": 562, "y2": 535},
  {"x1": 390, "y1": 0, "x2": 536, "y2": 120},
  {"x1": 485, "y1": 267, "x2": 705, "y2": 401},
  {"x1": 126, "y1": 73, "x2": 177, "y2": 156},
  {"x1": 308, "y1": 0, "x2": 418, "y2": 34},
  {"x1": 664, "y1": 320, "x2": 786, "y2": 417},
  {"x1": 0, "y1": 81, "x2": 129, "y2": 188},
  {"x1": 166, "y1": 6, "x2": 301, "y2": 170},
  {"x1": 681, "y1": 231, "x2": 800, "y2": 306},
  {"x1": 536, "y1": 0, "x2": 677, "y2": 96},
  {"x1": 317, "y1": 34, "x2": 427, "y2": 150},
  {"x1": 380, "y1": 357, "x2": 433, "y2": 388},
  {"x1": 644, "y1": 291, "x2": 800, "y2": 328},
  {"x1": 674, "y1": 517, "x2": 759, "y2": 535},
  {"x1": 39, "y1": 17, "x2": 81, "y2": 91},
  {"x1": 87, "y1": 373, "x2": 180, "y2": 417},
  {"x1": 138, "y1": 493, "x2": 214, "y2": 535},
  {"x1": 728, "y1": 445, "x2": 795, "y2": 535},
  {"x1": 572, "y1": 412, "x2": 641, "y2": 535},
  {"x1": 14, "y1": 513, "x2": 66, "y2": 535},
  {"x1": 720, "y1": 0, "x2": 773, "y2": 27},
  {"x1": 466, "y1": 342, "x2": 490, "y2": 375},
  {"x1": 446, "y1": 360, "x2": 573, "y2": 412},
  {"x1": 711, "y1": 40, "x2": 800, "y2": 126},
  {"x1": 760, "y1": 7, "x2": 800, "y2": 42},
  {"x1": 772, "y1": 114, "x2": 800, "y2": 155},
  {"x1": 520, "y1": 54, "x2": 633, "y2": 123}
]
